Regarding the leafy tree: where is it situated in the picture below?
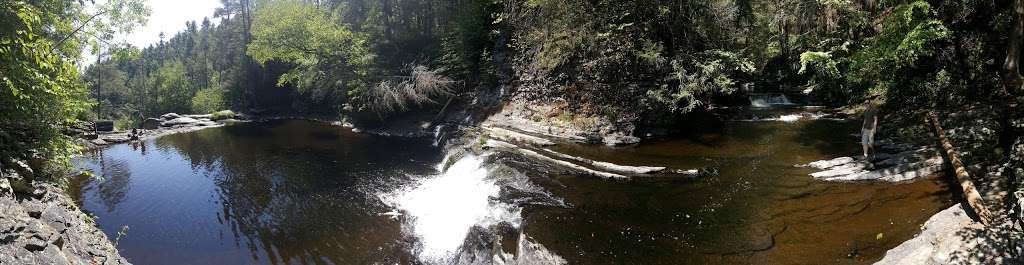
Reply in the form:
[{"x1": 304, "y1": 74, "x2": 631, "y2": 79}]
[
  {"x1": 1, "y1": 0, "x2": 147, "y2": 168},
  {"x1": 799, "y1": 0, "x2": 949, "y2": 106},
  {"x1": 192, "y1": 87, "x2": 227, "y2": 114},
  {"x1": 247, "y1": 0, "x2": 371, "y2": 108}
]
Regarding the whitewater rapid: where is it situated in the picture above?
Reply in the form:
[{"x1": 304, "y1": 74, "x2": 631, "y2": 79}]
[{"x1": 382, "y1": 155, "x2": 519, "y2": 263}]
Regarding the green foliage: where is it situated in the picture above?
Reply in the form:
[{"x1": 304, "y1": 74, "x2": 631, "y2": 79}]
[
  {"x1": 503, "y1": 0, "x2": 761, "y2": 120},
  {"x1": 192, "y1": 87, "x2": 226, "y2": 114},
  {"x1": 210, "y1": 110, "x2": 235, "y2": 121},
  {"x1": 248, "y1": 0, "x2": 371, "y2": 101},
  {"x1": 799, "y1": 0, "x2": 949, "y2": 105},
  {"x1": 153, "y1": 61, "x2": 193, "y2": 114},
  {"x1": 115, "y1": 116, "x2": 139, "y2": 130},
  {"x1": 1, "y1": 1, "x2": 92, "y2": 165},
  {"x1": 440, "y1": 0, "x2": 500, "y2": 85},
  {"x1": 648, "y1": 50, "x2": 756, "y2": 114}
]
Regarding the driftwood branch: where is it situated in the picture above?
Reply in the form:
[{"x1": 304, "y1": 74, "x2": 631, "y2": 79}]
[
  {"x1": 927, "y1": 111, "x2": 994, "y2": 225},
  {"x1": 52, "y1": 10, "x2": 109, "y2": 52}
]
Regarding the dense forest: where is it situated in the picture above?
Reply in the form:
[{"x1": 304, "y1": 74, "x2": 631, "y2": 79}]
[
  {"x1": 3, "y1": 0, "x2": 1023, "y2": 175},
  {"x1": 3, "y1": 0, "x2": 1024, "y2": 263},
  {"x1": 73, "y1": 0, "x2": 1019, "y2": 127}
]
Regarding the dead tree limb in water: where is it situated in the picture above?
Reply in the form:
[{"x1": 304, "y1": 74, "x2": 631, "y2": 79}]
[{"x1": 927, "y1": 111, "x2": 994, "y2": 225}]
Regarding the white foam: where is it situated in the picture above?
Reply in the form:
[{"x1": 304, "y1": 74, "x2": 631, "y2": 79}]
[
  {"x1": 777, "y1": 114, "x2": 801, "y2": 122},
  {"x1": 384, "y1": 155, "x2": 520, "y2": 263}
]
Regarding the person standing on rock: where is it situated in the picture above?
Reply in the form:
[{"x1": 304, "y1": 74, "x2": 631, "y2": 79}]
[{"x1": 862, "y1": 97, "x2": 880, "y2": 165}]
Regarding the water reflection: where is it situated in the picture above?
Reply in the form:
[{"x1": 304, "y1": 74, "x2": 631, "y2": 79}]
[
  {"x1": 78, "y1": 149, "x2": 133, "y2": 212},
  {"x1": 75, "y1": 120, "x2": 442, "y2": 265},
  {"x1": 72, "y1": 118, "x2": 956, "y2": 265}
]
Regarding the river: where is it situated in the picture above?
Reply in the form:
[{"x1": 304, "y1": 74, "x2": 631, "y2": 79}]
[{"x1": 71, "y1": 118, "x2": 954, "y2": 264}]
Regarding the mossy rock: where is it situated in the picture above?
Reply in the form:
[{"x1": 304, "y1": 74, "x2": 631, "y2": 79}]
[{"x1": 210, "y1": 110, "x2": 236, "y2": 121}]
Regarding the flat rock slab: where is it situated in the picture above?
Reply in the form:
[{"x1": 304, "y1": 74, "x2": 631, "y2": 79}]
[
  {"x1": 800, "y1": 147, "x2": 944, "y2": 182},
  {"x1": 874, "y1": 204, "x2": 981, "y2": 265},
  {"x1": 160, "y1": 117, "x2": 200, "y2": 127},
  {"x1": 484, "y1": 126, "x2": 556, "y2": 146},
  {"x1": 160, "y1": 113, "x2": 181, "y2": 120}
]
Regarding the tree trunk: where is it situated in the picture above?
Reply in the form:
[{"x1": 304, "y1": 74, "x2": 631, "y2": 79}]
[
  {"x1": 1005, "y1": 0, "x2": 1024, "y2": 95},
  {"x1": 927, "y1": 111, "x2": 994, "y2": 225}
]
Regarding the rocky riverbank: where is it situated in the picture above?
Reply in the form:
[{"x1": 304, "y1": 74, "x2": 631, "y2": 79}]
[
  {"x1": 0, "y1": 111, "x2": 251, "y2": 264},
  {"x1": 1, "y1": 162, "x2": 128, "y2": 264},
  {"x1": 483, "y1": 100, "x2": 640, "y2": 146},
  {"x1": 835, "y1": 106, "x2": 1024, "y2": 265},
  {"x1": 873, "y1": 202, "x2": 1023, "y2": 265},
  {"x1": 76, "y1": 112, "x2": 248, "y2": 151}
]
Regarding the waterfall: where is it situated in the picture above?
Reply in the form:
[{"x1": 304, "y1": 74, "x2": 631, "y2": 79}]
[
  {"x1": 381, "y1": 154, "x2": 566, "y2": 264},
  {"x1": 432, "y1": 124, "x2": 447, "y2": 147},
  {"x1": 749, "y1": 93, "x2": 795, "y2": 108}
]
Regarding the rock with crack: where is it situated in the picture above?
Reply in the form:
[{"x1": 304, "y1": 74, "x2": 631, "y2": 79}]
[
  {"x1": 518, "y1": 149, "x2": 627, "y2": 179},
  {"x1": 0, "y1": 182, "x2": 130, "y2": 264},
  {"x1": 485, "y1": 139, "x2": 627, "y2": 179},
  {"x1": 484, "y1": 126, "x2": 556, "y2": 146},
  {"x1": 540, "y1": 148, "x2": 664, "y2": 174},
  {"x1": 874, "y1": 204, "x2": 981, "y2": 265}
]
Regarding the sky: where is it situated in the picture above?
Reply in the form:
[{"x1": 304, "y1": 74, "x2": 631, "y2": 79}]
[
  {"x1": 80, "y1": 0, "x2": 222, "y2": 66},
  {"x1": 127, "y1": 0, "x2": 223, "y2": 48}
]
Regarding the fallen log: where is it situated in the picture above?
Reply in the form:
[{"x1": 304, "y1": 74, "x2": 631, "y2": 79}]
[
  {"x1": 484, "y1": 139, "x2": 627, "y2": 179},
  {"x1": 519, "y1": 149, "x2": 628, "y2": 179},
  {"x1": 927, "y1": 111, "x2": 994, "y2": 225},
  {"x1": 483, "y1": 126, "x2": 556, "y2": 146},
  {"x1": 540, "y1": 148, "x2": 665, "y2": 174}
]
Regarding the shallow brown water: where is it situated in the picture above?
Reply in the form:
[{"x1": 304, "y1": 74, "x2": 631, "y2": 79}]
[
  {"x1": 71, "y1": 118, "x2": 954, "y2": 265},
  {"x1": 527, "y1": 119, "x2": 954, "y2": 264}
]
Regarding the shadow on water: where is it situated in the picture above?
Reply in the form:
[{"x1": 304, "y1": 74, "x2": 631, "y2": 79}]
[
  {"x1": 71, "y1": 118, "x2": 957, "y2": 265},
  {"x1": 74, "y1": 120, "x2": 443, "y2": 265},
  {"x1": 518, "y1": 117, "x2": 955, "y2": 265}
]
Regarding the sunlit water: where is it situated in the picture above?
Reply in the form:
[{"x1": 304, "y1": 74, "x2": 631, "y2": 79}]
[
  {"x1": 72, "y1": 118, "x2": 954, "y2": 264},
  {"x1": 381, "y1": 155, "x2": 518, "y2": 262}
]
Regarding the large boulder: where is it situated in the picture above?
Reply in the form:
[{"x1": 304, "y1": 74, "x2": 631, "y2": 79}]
[
  {"x1": 94, "y1": 121, "x2": 114, "y2": 132},
  {"x1": 160, "y1": 117, "x2": 199, "y2": 127},
  {"x1": 8, "y1": 160, "x2": 34, "y2": 181},
  {"x1": 2, "y1": 169, "x2": 31, "y2": 195},
  {"x1": 160, "y1": 113, "x2": 181, "y2": 120},
  {"x1": 102, "y1": 134, "x2": 130, "y2": 144},
  {"x1": 89, "y1": 139, "x2": 107, "y2": 146},
  {"x1": 142, "y1": 118, "x2": 161, "y2": 130},
  {"x1": 184, "y1": 114, "x2": 213, "y2": 120},
  {"x1": 0, "y1": 178, "x2": 11, "y2": 198}
]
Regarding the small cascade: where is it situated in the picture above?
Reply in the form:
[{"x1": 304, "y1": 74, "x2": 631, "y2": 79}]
[
  {"x1": 749, "y1": 93, "x2": 795, "y2": 108},
  {"x1": 432, "y1": 124, "x2": 448, "y2": 147},
  {"x1": 381, "y1": 153, "x2": 565, "y2": 264}
]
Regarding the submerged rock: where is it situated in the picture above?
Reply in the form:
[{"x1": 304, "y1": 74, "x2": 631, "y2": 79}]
[{"x1": 602, "y1": 133, "x2": 640, "y2": 145}]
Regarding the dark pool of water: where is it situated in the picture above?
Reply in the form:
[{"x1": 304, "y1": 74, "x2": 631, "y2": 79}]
[
  {"x1": 71, "y1": 118, "x2": 954, "y2": 265},
  {"x1": 73, "y1": 120, "x2": 441, "y2": 264},
  {"x1": 527, "y1": 119, "x2": 954, "y2": 264}
]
